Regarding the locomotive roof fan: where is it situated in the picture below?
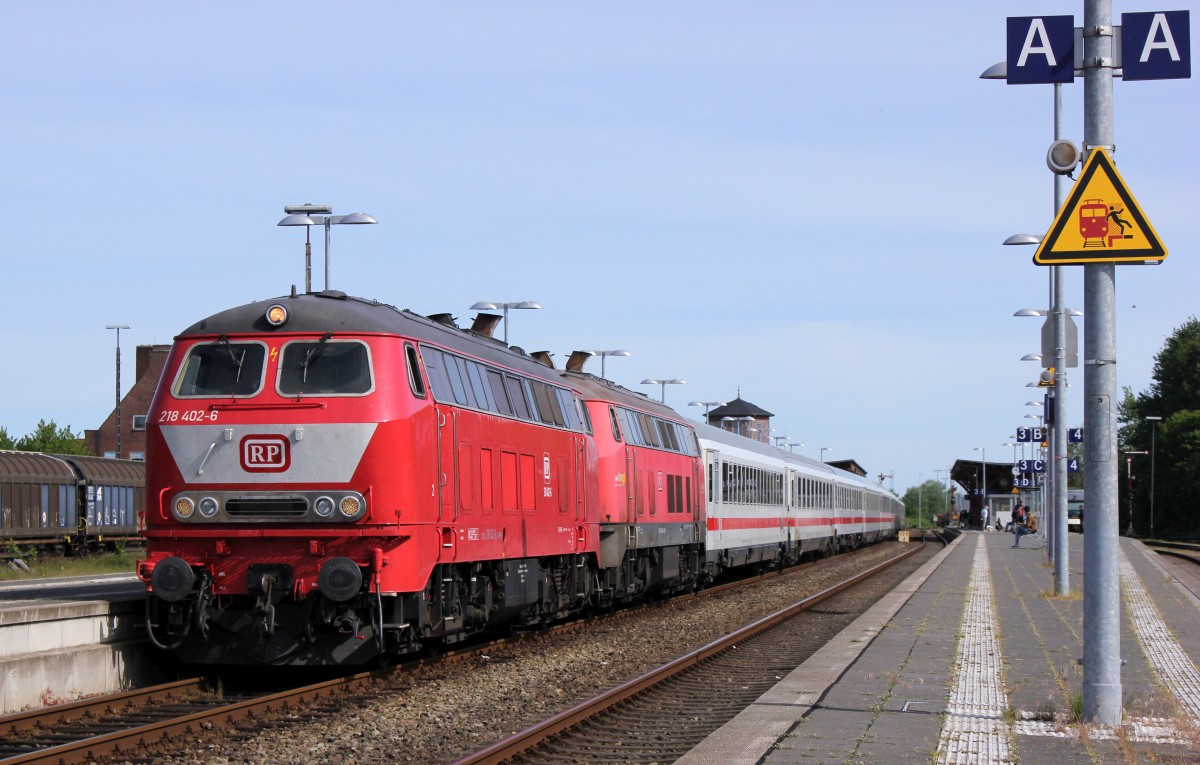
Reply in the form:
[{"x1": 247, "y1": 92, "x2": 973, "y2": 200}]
[{"x1": 1046, "y1": 139, "x2": 1081, "y2": 176}]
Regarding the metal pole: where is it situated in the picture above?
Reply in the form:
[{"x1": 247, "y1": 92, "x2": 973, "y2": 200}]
[
  {"x1": 1052, "y1": 81, "x2": 1070, "y2": 596},
  {"x1": 1148, "y1": 418, "x2": 1158, "y2": 537},
  {"x1": 1082, "y1": 0, "x2": 1121, "y2": 727},
  {"x1": 323, "y1": 217, "x2": 332, "y2": 291},
  {"x1": 105, "y1": 325, "x2": 129, "y2": 459}
]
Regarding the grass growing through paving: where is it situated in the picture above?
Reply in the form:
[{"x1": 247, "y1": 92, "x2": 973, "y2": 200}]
[{"x1": 0, "y1": 547, "x2": 137, "y2": 580}]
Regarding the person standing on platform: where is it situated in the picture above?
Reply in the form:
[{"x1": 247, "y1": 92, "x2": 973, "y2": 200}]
[{"x1": 981, "y1": 505, "x2": 989, "y2": 532}]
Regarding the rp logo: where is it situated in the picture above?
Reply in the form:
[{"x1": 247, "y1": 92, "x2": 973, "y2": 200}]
[{"x1": 240, "y1": 435, "x2": 290, "y2": 473}]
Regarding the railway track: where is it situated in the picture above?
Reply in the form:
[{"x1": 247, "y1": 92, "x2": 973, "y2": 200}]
[
  {"x1": 0, "y1": 542, "x2": 928, "y2": 765},
  {"x1": 0, "y1": 675, "x2": 386, "y2": 765},
  {"x1": 451, "y1": 539, "x2": 932, "y2": 765}
]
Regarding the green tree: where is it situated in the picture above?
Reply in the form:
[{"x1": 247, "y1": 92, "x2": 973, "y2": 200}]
[
  {"x1": 1120, "y1": 317, "x2": 1200, "y2": 536},
  {"x1": 901, "y1": 480, "x2": 947, "y2": 528},
  {"x1": 0, "y1": 426, "x2": 15, "y2": 450},
  {"x1": 12, "y1": 420, "x2": 91, "y2": 455}
]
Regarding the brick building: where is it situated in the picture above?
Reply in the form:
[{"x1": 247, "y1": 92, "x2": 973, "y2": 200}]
[{"x1": 86, "y1": 344, "x2": 170, "y2": 460}]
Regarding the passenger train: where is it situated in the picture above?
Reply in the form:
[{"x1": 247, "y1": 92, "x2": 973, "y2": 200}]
[{"x1": 138, "y1": 289, "x2": 903, "y2": 665}]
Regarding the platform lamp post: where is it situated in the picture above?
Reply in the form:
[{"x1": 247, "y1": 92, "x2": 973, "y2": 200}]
[
  {"x1": 987, "y1": 55, "x2": 1081, "y2": 601},
  {"x1": 688, "y1": 401, "x2": 725, "y2": 424},
  {"x1": 820, "y1": 447, "x2": 832, "y2": 463},
  {"x1": 721, "y1": 415, "x2": 754, "y2": 437},
  {"x1": 1145, "y1": 416, "x2": 1162, "y2": 538},
  {"x1": 105, "y1": 325, "x2": 129, "y2": 459},
  {"x1": 278, "y1": 204, "x2": 378, "y2": 293},
  {"x1": 641, "y1": 378, "x2": 685, "y2": 404},
  {"x1": 969, "y1": 446, "x2": 988, "y2": 529},
  {"x1": 586, "y1": 349, "x2": 630, "y2": 380},
  {"x1": 469, "y1": 301, "x2": 542, "y2": 345},
  {"x1": 786, "y1": 441, "x2": 803, "y2": 453}
]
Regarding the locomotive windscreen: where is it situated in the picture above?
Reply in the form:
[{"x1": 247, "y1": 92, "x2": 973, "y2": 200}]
[
  {"x1": 278, "y1": 339, "x2": 373, "y2": 396},
  {"x1": 173, "y1": 341, "x2": 267, "y2": 397}
]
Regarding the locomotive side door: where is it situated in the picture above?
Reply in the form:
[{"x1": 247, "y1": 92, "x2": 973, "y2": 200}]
[{"x1": 435, "y1": 405, "x2": 457, "y2": 521}]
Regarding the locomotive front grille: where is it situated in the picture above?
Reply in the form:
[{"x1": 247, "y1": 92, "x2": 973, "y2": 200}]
[{"x1": 225, "y1": 498, "x2": 308, "y2": 517}]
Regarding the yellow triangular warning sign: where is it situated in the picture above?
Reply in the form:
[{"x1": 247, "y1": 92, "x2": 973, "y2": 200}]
[{"x1": 1034, "y1": 149, "x2": 1166, "y2": 265}]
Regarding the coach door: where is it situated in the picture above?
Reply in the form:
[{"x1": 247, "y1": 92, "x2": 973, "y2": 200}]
[{"x1": 704, "y1": 449, "x2": 720, "y2": 547}]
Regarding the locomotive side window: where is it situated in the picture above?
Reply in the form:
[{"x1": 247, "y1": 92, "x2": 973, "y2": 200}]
[
  {"x1": 421, "y1": 350, "x2": 454, "y2": 401},
  {"x1": 405, "y1": 344, "x2": 426, "y2": 398},
  {"x1": 486, "y1": 369, "x2": 513, "y2": 416},
  {"x1": 504, "y1": 375, "x2": 533, "y2": 420},
  {"x1": 444, "y1": 354, "x2": 474, "y2": 407},
  {"x1": 173, "y1": 341, "x2": 267, "y2": 398},
  {"x1": 608, "y1": 407, "x2": 622, "y2": 442},
  {"x1": 555, "y1": 389, "x2": 579, "y2": 431},
  {"x1": 278, "y1": 340, "x2": 373, "y2": 396}
]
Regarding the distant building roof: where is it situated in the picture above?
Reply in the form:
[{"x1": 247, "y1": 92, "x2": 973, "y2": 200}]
[
  {"x1": 708, "y1": 397, "x2": 774, "y2": 419},
  {"x1": 827, "y1": 459, "x2": 867, "y2": 478}
]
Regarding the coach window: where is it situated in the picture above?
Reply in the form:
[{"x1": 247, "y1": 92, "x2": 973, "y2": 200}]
[
  {"x1": 405, "y1": 345, "x2": 427, "y2": 398},
  {"x1": 174, "y1": 340, "x2": 267, "y2": 398},
  {"x1": 279, "y1": 339, "x2": 372, "y2": 396}
]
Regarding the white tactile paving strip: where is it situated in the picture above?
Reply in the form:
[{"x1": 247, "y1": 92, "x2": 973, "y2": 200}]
[
  {"x1": 935, "y1": 537, "x2": 1012, "y2": 764},
  {"x1": 934, "y1": 539, "x2": 1200, "y2": 760},
  {"x1": 1119, "y1": 546, "x2": 1200, "y2": 725}
]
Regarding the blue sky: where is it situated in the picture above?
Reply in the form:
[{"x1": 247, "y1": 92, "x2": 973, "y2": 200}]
[{"x1": 2, "y1": 2, "x2": 1196, "y2": 494}]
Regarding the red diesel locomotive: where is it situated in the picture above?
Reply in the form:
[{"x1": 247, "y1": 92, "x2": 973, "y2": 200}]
[{"x1": 139, "y1": 288, "x2": 901, "y2": 665}]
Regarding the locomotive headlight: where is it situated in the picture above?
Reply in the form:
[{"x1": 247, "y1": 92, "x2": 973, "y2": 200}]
[
  {"x1": 338, "y1": 495, "x2": 362, "y2": 518},
  {"x1": 313, "y1": 496, "x2": 335, "y2": 518},
  {"x1": 173, "y1": 497, "x2": 195, "y2": 520},
  {"x1": 198, "y1": 496, "x2": 219, "y2": 518},
  {"x1": 265, "y1": 304, "x2": 289, "y2": 327}
]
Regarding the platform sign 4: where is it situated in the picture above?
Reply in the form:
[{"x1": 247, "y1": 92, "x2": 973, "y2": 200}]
[{"x1": 1034, "y1": 148, "x2": 1166, "y2": 265}]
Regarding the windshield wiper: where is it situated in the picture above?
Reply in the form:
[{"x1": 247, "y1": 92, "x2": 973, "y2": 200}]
[
  {"x1": 301, "y1": 331, "x2": 333, "y2": 384},
  {"x1": 217, "y1": 334, "x2": 245, "y2": 382}
]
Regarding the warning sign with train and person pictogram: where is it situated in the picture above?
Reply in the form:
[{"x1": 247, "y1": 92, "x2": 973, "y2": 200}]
[{"x1": 1033, "y1": 148, "x2": 1167, "y2": 265}]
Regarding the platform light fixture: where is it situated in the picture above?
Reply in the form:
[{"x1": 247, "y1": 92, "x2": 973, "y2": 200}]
[
  {"x1": 688, "y1": 401, "x2": 725, "y2": 418},
  {"x1": 641, "y1": 378, "x2": 685, "y2": 404},
  {"x1": 470, "y1": 300, "x2": 542, "y2": 345},
  {"x1": 586, "y1": 349, "x2": 631, "y2": 380},
  {"x1": 278, "y1": 204, "x2": 377, "y2": 293}
]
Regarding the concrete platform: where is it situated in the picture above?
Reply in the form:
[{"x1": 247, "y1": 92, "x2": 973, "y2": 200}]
[
  {"x1": 678, "y1": 532, "x2": 1200, "y2": 764},
  {"x1": 0, "y1": 577, "x2": 157, "y2": 713}
]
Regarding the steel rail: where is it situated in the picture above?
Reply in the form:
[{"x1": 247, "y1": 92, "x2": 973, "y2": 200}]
[{"x1": 451, "y1": 540, "x2": 925, "y2": 765}]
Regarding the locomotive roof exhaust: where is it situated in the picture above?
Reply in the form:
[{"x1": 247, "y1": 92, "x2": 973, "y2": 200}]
[
  {"x1": 471, "y1": 313, "x2": 503, "y2": 338},
  {"x1": 566, "y1": 350, "x2": 594, "y2": 373},
  {"x1": 427, "y1": 313, "x2": 458, "y2": 329},
  {"x1": 531, "y1": 351, "x2": 555, "y2": 369}
]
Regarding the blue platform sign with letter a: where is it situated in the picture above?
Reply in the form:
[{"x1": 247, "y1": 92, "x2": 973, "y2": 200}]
[
  {"x1": 1007, "y1": 15, "x2": 1074, "y2": 84},
  {"x1": 1122, "y1": 11, "x2": 1191, "y2": 81}
]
